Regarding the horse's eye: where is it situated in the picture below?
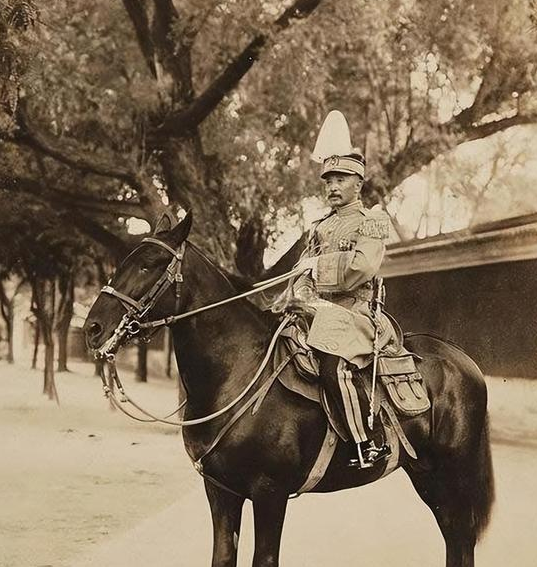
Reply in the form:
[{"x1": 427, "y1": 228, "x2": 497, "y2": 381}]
[{"x1": 140, "y1": 267, "x2": 149, "y2": 274}]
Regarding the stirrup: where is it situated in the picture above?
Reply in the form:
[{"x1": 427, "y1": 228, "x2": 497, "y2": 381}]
[{"x1": 349, "y1": 441, "x2": 391, "y2": 469}]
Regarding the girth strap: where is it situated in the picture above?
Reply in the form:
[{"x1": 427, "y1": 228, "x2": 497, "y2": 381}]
[
  {"x1": 295, "y1": 424, "x2": 338, "y2": 495},
  {"x1": 380, "y1": 401, "x2": 417, "y2": 460}
]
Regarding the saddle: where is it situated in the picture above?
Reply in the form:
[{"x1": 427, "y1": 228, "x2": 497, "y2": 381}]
[{"x1": 275, "y1": 316, "x2": 430, "y2": 458}]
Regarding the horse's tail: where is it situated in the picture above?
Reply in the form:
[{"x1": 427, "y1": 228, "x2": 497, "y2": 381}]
[{"x1": 470, "y1": 413, "x2": 495, "y2": 541}]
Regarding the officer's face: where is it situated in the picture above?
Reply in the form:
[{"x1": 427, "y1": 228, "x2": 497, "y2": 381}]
[{"x1": 324, "y1": 173, "x2": 362, "y2": 208}]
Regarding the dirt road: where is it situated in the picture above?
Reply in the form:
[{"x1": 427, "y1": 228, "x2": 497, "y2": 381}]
[
  {"x1": 1, "y1": 361, "x2": 536, "y2": 566},
  {"x1": 69, "y1": 443, "x2": 537, "y2": 567}
]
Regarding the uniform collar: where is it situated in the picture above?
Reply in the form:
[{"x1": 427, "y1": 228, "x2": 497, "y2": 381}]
[{"x1": 333, "y1": 200, "x2": 365, "y2": 217}]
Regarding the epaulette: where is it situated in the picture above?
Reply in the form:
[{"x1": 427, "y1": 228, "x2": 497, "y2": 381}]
[{"x1": 357, "y1": 207, "x2": 390, "y2": 240}]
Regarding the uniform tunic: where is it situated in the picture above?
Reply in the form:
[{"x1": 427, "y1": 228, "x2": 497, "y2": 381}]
[{"x1": 294, "y1": 200, "x2": 401, "y2": 368}]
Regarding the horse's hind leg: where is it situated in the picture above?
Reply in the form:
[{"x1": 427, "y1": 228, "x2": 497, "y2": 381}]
[
  {"x1": 204, "y1": 480, "x2": 245, "y2": 567},
  {"x1": 405, "y1": 465, "x2": 478, "y2": 567}
]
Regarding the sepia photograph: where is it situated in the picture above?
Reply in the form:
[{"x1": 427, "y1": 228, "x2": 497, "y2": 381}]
[{"x1": 1, "y1": 1, "x2": 536, "y2": 565}]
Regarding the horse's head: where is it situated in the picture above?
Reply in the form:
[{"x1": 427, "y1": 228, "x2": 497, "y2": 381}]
[{"x1": 83, "y1": 211, "x2": 193, "y2": 357}]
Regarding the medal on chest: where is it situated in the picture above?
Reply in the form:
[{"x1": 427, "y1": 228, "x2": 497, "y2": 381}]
[{"x1": 338, "y1": 235, "x2": 358, "y2": 251}]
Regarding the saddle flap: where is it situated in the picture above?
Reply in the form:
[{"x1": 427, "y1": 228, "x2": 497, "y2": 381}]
[
  {"x1": 378, "y1": 355, "x2": 430, "y2": 417},
  {"x1": 280, "y1": 324, "x2": 319, "y2": 381}
]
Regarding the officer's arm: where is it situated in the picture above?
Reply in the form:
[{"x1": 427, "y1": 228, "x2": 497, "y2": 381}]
[
  {"x1": 314, "y1": 238, "x2": 384, "y2": 292},
  {"x1": 313, "y1": 212, "x2": 389, "y2": 293}
]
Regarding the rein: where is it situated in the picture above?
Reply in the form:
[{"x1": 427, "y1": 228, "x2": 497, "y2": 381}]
[
  {"x1": 99, "y1": 314, "x2": 292, "y2": 427},
  {"x1": 94, "y1": 236, "x2": 299, "y2": 429},
  {"x1": 138, "y1": 273, "x2": 297, "y2": 331}
]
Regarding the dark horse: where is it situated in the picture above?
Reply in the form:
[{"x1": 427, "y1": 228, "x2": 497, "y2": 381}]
[{"x1": 84, "y1": 213, "x2": 494, "y2": 567}]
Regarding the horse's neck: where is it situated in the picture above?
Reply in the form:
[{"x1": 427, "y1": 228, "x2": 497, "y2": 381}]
[{"x1": 171, "y1": 249, "x2": 268, "y2": 410}]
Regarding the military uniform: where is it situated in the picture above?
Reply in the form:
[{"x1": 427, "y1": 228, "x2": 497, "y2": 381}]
[
  {"x1": 294, "y1": 200, "x2": 402, "y2": 452},
  {"x1": 296, "y1": 200, "x2": 400, "y2": 368},
  {"x1": 291, "y1": 109, "x2": 399, "y2": 466}
]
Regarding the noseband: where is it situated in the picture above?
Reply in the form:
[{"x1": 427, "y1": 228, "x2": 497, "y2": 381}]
[
  {"x1": 90, "y1": 237, "x2": 299, "y2": 439},
  {"x1": 96, "y1": 237, "x2": 186, "y2": 358}
]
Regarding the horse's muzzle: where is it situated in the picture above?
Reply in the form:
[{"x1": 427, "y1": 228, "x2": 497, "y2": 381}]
[{"x1": 84, "y1": 319, "x2": 104, "y2": 350}]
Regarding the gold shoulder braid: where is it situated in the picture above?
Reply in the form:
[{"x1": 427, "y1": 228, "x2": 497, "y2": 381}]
[{"x1": 355, "y1": 214, "x2": 390, "y2": 240}]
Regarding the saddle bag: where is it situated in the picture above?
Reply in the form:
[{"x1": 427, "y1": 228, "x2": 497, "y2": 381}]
[{"x1": 378, "y1": 355, "x2": 430, "y2": 417}]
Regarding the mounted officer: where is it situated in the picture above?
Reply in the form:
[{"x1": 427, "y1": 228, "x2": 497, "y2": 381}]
[{"x1": 293, "y1": 110, "x2": 406, "y2": 468}]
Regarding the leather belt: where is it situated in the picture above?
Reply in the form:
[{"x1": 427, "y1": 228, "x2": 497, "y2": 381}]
[{"x1": 320, "y1": 287, "x2": 373, "y2": 303}]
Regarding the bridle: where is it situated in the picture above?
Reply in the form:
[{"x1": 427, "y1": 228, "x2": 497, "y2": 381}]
[
  {"x1": 95, "y1": 237, "x2": 186, "y2": 359},
  {"x1": 90, "y1": 235, "x2": 303, "y2": 491},
  {"x1": 91, "y1": 234, "x2": 300, "y2": 426}
]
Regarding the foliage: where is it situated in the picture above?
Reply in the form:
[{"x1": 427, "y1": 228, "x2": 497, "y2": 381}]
[
  {"x1": 0, "y1": 189, "x2": 100, "y2": 279},
  {"x1": 0, "y1": 0, "x2": 536, "y2": 277},
  {"x1": 0, "y1": 1, "x2": 39, "y2": 118},
  {"x1": 394, "y1": 126, "x2": 537, "y2": 238}
]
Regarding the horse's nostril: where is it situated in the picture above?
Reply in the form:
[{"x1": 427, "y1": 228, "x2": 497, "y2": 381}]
[{"x1": 89, "y1": 322, "x2": 102, "y2": 337}]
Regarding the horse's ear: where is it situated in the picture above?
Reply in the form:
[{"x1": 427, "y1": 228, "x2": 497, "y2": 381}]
[
  {"x1": 168, "y1": 210, "x2": 193, "y2": 245},
  {"x1": 153, "y1": 211, "x2": 177, "y2": 235}
]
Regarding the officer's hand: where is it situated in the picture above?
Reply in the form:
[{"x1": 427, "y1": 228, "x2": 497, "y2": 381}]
[
  {"x1": 295, "y1": 256, "x2": 318, "y2": 277},
  {"x1": 295, "y1": 285, "x2": 317, "y2": 303}
]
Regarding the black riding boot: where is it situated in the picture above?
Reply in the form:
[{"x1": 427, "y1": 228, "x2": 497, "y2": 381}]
[{"x1": 317, "y1": 352, "x2": 390, "y2": 468}]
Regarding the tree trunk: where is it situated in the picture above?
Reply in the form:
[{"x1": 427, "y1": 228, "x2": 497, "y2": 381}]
[
  {"x1": 136, "y1": 340, "x2": 148, "y2": 383},
  {"x1": 56, "y1": 272, "x2": 74, "y2": 372},
  {"x1": 0, "y1": 279, "x2": 19, "y2": 364},
  {"x1": 32, "y1": 278, "x2": 59, "y2": 403},
  {"x1": 0, "y1": 297, "x2": 15, "y2": 364},
  {"x1": 159, "y1": 136, "x2": 235, "y2": 269},
  {"x1": 32, "y1": 320, "x2": 40, "y2": 369},
  {"x1": 6, "y1": 303, "x2": 14, "y2": 363},
  {"x1": 57, "y1": 323, "x2": 69, "y2": 372},
  {"x1": 94, "y1": 358, "x2": 103, "y2": 377},
  {"x1": 42, "y1": 327, "x2": 58, "y2": 403},
  {"x1": 235, "y1": 213, "x2": 268, "y2": 280}
]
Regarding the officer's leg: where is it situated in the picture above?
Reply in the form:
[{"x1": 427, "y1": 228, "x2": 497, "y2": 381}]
[
  {"x1": 318, "y1": 352, "x2": 369, "y2": 443},
  {"x1": 317, "y1": 351, "x2": 390, "y2": 468}
]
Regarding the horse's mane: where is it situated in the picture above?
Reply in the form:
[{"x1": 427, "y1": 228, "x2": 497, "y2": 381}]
[
  {"x1": 188, "y1": 241, "x2": 250, "y2": 290},
  {"x1": 187, "y1": 241, "x2": 276, "y2": 326}
]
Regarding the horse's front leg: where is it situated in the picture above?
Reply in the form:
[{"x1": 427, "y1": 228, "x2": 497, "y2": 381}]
[
  {"x1": 204, "y1": 480, "x2": 245, "y2": 567},
  {"x1": 252, "y1": 490, "x2": 288, "y2": 567}
]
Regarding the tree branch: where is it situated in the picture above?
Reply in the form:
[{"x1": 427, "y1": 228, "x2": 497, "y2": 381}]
[
  {"x1": 365, "y1": 110, "x2": 537, "y2": 201},
  {"x1": 1, "y1": 175, "x2": 148, "y2": 219},
  {"x1": 151, "y1": 0, "x2": 194, "y2": 103},
  {"x1": 7, "y1": 104, "x2": 168, "y2": 221},
  {"x1": 64, "y1": 215, "x2": 130, "y2": 259},
  {"x1": 156, "y1": 0, "x2": 323, "y2": 137},
  {"x1": 12, "y1": 102, "x2": 142, "y2": 187},
  {"x1": 122, "y1": 0, "x2": 158, "y2": 79},
  {"x1": 462, "y1": 112, "x2": 537, "y2": 141}
]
